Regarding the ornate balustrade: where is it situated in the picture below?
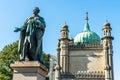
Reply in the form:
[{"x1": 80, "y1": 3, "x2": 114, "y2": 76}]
[{"x1": 60, "y1": 71, "x2": 105, "y2": 80}]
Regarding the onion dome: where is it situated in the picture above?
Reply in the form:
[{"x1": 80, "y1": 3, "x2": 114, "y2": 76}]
[
  {"x1": 60, "y1": 22, "x2": 69, "y2": 39},
  {"x1": 74, "y1": 12, "x2": 100, "y2": 44},
  {"x1": 104, "y1": 22, "x2": 110, "y2": 26},
  {"x1": 61, "y1": 22, "x2": 69, "y2": 32},
  {"x1": 103, "y1": 20, "x2": 111, "y2": 29}
]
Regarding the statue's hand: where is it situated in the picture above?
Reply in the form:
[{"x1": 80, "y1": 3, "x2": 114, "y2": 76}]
[
  {"x1": 39, "y1": 26, "x2": 45, "y2": 31},
  {"x1": 14, "y1": 27, "x2": 21, "y2": 32}
]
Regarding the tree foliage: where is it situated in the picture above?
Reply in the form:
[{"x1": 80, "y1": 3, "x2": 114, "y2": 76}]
[
  {"x1": 0, "y1": 41, "x2": 19, "y2": 80},
  {"x1": 0, "y1": 41, "x2": 50, "y2": 80},
  {"x1": 43, "y1": 52, "x2": 50, "y2": 69}
]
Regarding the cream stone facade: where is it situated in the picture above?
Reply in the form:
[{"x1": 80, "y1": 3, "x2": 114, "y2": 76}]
[
  {"x1": 53, "y1": 13, "x2": 114, "y2": 80},
  {"x1": 69, "y1": 50, "x2": 104, "y2": 73}
]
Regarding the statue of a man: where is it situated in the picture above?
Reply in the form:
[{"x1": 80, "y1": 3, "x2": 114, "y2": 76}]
[{"x1": 14, "y1": 7, "x2": 46, "y2": 63}]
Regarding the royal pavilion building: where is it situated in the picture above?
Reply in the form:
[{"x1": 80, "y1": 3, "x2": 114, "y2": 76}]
[{"x1": 49, "y1": 12, "x2": 114, "y2": 80}]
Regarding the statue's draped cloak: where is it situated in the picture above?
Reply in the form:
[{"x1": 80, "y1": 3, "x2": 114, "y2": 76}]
[{"x1": 18, "y1": 15, "x2": 46, "y2": 62}]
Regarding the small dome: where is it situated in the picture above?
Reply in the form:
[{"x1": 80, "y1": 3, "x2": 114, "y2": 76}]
[
  {"x1": 74, "y1": 22, "x2": 100, "y2": 44},
  {"x1": 62, "y1": 24, "x2": 68, "y2": 28},
  {"x1": 104, "y1": 22, "x2": 110, "y2": 26},
  {"x1": 103, "y1": 21, "x2": 111, "y2": 29},
  {"x1": 61, "y1": 23, "x2": 69, "y2": 31}
]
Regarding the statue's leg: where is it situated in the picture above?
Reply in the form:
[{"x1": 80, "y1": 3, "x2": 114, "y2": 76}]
[
  {"x1": 35, "y1": 30, "x2": 42, "y2": 61},
  {"x1": 27, "y1": 36, "x2": 34, "y2": 60},
  {"x1": 36, "y1": 39, "x2": 44, "y2": 63},
  {"x1": 36, "y1": 39, "x2": 41, "y2": 55},
  {"x1": 36, "y1": 38, "x2": 44, "y2": 63},
  {"x1": 35, "y1": 29, "x2": 45, "y2": 63},
  {"x1": 20, "y1": 37, "x2": 29, "y2": 61}
]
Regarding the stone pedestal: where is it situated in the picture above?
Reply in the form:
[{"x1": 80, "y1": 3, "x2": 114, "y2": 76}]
[{"x1": 10, "y1": 61, "x2": 48, "y2": 80}]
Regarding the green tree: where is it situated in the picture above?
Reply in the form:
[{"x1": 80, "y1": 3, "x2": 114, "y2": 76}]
[
  {"x1": 43, "y1": 52, "x2": 50, "y2": 80},
  {"x1": 43, "y1": 52, "x2": 50, "y2": 69},
  {"x1": 0, "y1": 41, "x2": 19, "y2": 80},
  {"x1": 0, "y1": 41, "x2": 50, "y2": 80}
]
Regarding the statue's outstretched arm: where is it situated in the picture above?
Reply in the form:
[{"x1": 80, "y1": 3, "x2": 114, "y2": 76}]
[
  {"x1": 14, "y1": 25, "x2": 26, "y2": 32},
  {"x1": 14, "y1": 18, "x2": 29, "y2": 32}
]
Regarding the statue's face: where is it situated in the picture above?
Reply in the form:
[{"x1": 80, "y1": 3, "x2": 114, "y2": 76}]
[{"x1": 33, "y1": 7, "x2": 40, "y2": 15}]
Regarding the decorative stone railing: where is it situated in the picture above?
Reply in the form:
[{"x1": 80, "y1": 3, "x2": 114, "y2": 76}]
[
  {"x1": 60, "y1": 71, "x2": 105, "y2": 79},
  {"x1": 75, "y1": 71, "x2": 105, "y2": 78}
]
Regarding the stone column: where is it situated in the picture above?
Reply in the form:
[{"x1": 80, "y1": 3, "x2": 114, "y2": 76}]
[
  {"x1": 10, "y1": 61, "x2": 48, "y2": 80},
  {"x1": 104, "y1": 46, "x2": 111, "y2": 80},
  {"x1": 55, "y1": 47, "x2": 61, "y2": 80}
]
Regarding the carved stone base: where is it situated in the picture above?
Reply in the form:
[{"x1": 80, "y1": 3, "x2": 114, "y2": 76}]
[{"x1": 10, "y1": 61, "x2": 48, "y2": 80}]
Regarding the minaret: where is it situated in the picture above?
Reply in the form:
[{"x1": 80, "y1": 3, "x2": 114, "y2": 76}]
[
  {"x1": 59, "y1": 23, "x2": 69, "y2": 73},
  {"x1": 55, "y1": 23, "x2": 70, "y2": 80},
  {"x1": 102, "y1": 21, "x2": 114, "y2": 80}
]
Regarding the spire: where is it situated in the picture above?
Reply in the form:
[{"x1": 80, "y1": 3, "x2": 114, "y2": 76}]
[
  {"x1": 85, "y1": 12, "x2": 89, "y2": 22},
  {"x1": 84, "y1": 12, "x2": 90, "y2": 31}
]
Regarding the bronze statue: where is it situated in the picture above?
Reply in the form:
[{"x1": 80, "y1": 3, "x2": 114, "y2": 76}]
[{"x1": 14, "y1": 7, "x2": 46, "y2": 63}]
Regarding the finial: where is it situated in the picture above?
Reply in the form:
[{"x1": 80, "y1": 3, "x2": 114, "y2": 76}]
[
  {"x1": 65, "y1": 21, "x2": 67, "y2": 25},
  {"x1": 85, "y1": 12, "x2": 89, "y2": 22},
  {"x1": 106, "y1": 19, "x2": 108, "y2": 22},
  {"x1": 104, "y1": 19, "x2": 110, "y2": 27},
  {"x1": 62, "y1": 21, "x2": 68, "y2": 29}
]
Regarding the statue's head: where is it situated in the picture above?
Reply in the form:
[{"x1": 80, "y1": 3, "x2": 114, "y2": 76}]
[{"x1": 33, "y1": 7, "x2": 40, "y2": 15}]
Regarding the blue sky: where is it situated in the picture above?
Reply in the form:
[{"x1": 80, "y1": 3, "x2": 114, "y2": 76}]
[{"x1": 0, "y1": 0, "x2": 119, "y2": 80}]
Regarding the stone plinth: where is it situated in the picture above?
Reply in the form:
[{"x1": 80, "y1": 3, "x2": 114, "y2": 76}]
[{"x1": 10, "y1": 61, "x2": 48, "y2": 80}]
